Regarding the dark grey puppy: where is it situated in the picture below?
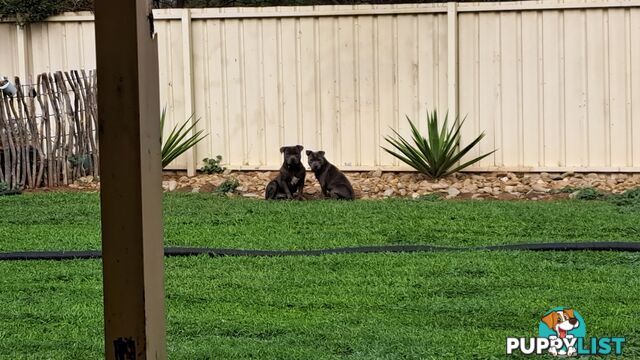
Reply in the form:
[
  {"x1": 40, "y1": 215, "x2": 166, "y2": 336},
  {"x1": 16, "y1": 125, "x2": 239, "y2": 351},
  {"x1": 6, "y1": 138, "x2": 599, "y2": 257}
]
[
  {"x1": 265, "y1": 145, "x2": 306, "y2": 200},
  {"x1": 306, "y1": 150, "x2": 355, "y2": 200}
]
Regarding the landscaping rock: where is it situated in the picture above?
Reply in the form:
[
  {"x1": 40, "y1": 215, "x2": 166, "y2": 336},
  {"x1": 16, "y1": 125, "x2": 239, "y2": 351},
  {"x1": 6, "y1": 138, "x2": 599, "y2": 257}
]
[
  {"x1": 431, "y1": 183, "x2": 448, "y2": 190},
  {"x1": 447, "y1": 187, "x2": 461, "y2": 198},
  {"x1": 59, "y1": 169, "x2": 640, "y2": 201},
  {"x1": 78, "y1": 175, "x2": 94, "y2": 184},
  {"x1": 531, "y1": 184, "x2": 549, "y2": 193},
  {"x1": 167, "y1": 180, "x2": 178, "y2": 192},
  {"x1": 305, "y1": 187, "x2": 318, "y2": 195}
]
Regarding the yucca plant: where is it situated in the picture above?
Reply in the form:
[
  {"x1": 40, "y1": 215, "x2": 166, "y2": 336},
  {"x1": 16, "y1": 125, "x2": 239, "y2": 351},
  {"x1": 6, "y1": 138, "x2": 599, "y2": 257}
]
[
  {"x1": 161, "y1": 108, "x2": 207, "y2": 169},
  {"x1": 382, "y1": 110, "x2": 496, "y2": 179}
]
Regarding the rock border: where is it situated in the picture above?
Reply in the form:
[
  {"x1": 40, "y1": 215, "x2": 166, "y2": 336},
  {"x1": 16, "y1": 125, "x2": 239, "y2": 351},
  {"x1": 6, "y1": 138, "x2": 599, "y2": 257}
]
[
  {"x1": 39, "y1": 170, "x2": 640, "y2": 200},
  {"x1": 152, "y1": 170, "x2": 640, "y2": 201}
]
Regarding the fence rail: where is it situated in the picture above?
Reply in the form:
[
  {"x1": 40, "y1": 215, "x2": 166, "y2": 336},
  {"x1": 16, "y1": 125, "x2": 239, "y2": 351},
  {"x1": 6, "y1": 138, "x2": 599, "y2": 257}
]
[
  {"x1": 2, "y1": 1, "x2": 640, "y2": 173},
  {"x1": 0, "y1": 71, "x2": 98, "y2": 189}
]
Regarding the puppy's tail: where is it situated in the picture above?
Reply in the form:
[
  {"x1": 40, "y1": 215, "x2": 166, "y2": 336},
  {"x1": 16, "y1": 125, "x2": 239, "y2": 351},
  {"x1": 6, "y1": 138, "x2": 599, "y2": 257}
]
[{"x1": 265, "y1": 180, "x2": 278, "y2": 200}]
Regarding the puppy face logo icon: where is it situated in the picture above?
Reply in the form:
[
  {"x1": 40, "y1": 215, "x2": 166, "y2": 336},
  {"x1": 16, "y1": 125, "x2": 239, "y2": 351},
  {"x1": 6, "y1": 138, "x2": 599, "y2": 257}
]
[
  {"x1": 540, "y1": 308, "x2": 583, "y2": 338},
  {"x1": 538, "y1": 307, "x2": 586, "y2": 356}
]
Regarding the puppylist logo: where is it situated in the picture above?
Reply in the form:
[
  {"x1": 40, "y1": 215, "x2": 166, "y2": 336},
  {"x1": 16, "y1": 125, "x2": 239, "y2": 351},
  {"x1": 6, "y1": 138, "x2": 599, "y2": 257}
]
[{"x1": 506, "y1": 307, "x2": 625, "y2": 356}]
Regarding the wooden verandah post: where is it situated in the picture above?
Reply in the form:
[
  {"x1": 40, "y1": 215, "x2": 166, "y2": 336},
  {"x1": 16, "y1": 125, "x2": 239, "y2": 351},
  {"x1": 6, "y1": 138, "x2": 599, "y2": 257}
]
[{"x1": 94, "y1": 0, "x2": 167, "y2": 358}]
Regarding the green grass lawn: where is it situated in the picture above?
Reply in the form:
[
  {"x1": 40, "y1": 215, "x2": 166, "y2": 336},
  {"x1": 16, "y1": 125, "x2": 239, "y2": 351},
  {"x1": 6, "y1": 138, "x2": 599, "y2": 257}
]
[
  {"x1": 0, "y1": 192, "x2": 639, "y2": 252},
  {"x1": 1, "y1": 252, "x2": 639, "y2": 359},
  {"x1": 0, "y1": 193, "x2": 639, "y2": 359}
]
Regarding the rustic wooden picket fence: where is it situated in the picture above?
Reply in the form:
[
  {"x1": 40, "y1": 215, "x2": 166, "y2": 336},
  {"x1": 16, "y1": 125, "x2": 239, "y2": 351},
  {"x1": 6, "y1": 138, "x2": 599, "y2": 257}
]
[{"x1": 0, "y1": 70, "x2": 98, "y2": 190}]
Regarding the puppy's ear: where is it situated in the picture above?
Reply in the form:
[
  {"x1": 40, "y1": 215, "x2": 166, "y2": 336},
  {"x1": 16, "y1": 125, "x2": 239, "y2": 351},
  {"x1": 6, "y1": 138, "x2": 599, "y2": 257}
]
[
  {"x1": 296, "y1": 145, "x2": 304, "y2": 152},
  {"x1": 280, "y1": 146, "x2": 285, "y2": 154},
  {"x1": 564, "y1": 309, "x2": 575, "y2": 318},
  {"x1": 305, "y1": 150, "x2": 312, "y2": 156},
  {"x1": 318, "y1": 151, "x2": 325, "y2": 157},
  {"x1": 541, "y1": 312, "x2": 557, "y2": 329}
]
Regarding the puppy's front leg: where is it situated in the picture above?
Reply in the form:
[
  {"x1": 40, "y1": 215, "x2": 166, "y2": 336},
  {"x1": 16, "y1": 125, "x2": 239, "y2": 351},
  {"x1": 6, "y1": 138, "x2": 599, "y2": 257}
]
[
  {"x1": 321, "y1": 188, "x2": 330, "y2": 199},
  {"x1": 294, "y1": 176, "x2": 305, "y2": 200},
  {"x1": 278, "y1": 178, "x2": 293, "y2": 199},
  {"x1": 284, "y1": 185, "x2": 293, "y2": 200}
]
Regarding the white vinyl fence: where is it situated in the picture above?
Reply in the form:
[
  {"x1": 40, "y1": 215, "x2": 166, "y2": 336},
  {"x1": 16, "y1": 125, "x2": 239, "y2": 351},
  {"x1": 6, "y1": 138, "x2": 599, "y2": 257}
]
[{"x1": 2, "y1": 0, "x2": 640, "y2": 173}]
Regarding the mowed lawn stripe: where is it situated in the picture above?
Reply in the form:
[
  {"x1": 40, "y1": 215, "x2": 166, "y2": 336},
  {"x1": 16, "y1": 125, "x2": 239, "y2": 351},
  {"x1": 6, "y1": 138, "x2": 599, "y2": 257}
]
[
  {"x1": 0, "y1": 252, "x2": 638, "y2": 359},
  {"x1": 0, "y1": 192, "x2": 639, "y2": 252}
]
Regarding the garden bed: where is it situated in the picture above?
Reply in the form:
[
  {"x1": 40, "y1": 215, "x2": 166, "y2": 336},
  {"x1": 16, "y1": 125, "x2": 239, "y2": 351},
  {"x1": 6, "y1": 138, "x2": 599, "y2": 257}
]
[{"x1": 55, "y1": 170, "x2": 640, "y2": 201}]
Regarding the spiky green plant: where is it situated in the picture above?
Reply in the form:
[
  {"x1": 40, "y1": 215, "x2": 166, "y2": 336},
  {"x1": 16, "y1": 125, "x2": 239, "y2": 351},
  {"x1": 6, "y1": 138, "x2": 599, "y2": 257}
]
[
  {"x1": 382, "y1": 110, "x2": 496, "y2": 179},
  {"x1": 161, "y1": 108, "x2": 207, "y2": 169}
]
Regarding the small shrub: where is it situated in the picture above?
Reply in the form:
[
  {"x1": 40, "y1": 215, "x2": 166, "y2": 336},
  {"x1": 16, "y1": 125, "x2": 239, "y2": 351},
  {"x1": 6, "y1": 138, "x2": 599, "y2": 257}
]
[
  {"x1": 0, "y1": 181, "x2": 21, "y2": 196},
  {"x1": 382, "y1": 110, "x2": 496, "y2": 179},
  {"x1": 201, "y1": 155, "x2": 226, "y2": 174},
  {"x1": 608, "y1": 188, "x2": 640, "y2": 208},
  {"x1": 216, "y1": 178, "x2": 239, "y2": 194},
  {"x1": 69, "y1": 154, "x2": 92, "y2": 172},
  {"x1": 573, "y1": 187, "x2": 605, "y2": 201}
]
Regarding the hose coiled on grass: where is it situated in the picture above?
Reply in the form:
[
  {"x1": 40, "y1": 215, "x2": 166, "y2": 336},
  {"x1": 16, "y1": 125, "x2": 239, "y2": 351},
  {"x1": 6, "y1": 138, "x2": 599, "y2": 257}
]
[{"x1": 0, "y1": 241, "x2": 638, "y2": 261}]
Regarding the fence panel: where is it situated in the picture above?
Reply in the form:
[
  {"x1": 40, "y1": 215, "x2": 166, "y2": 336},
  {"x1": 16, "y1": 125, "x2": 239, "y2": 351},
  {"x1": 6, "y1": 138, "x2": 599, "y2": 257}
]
[{"x1": 2, "y1": 1, "x2": 640, "y2": 172}]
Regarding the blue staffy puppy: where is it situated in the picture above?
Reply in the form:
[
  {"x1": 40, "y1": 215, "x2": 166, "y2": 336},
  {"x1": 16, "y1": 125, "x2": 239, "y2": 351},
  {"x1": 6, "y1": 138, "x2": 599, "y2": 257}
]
[
  {"x1": 265, "y1": 145, "x2": 306, "y2": 200},
  {"x1": 306, "y1": 150, "x2": 355, "y2": 200}
]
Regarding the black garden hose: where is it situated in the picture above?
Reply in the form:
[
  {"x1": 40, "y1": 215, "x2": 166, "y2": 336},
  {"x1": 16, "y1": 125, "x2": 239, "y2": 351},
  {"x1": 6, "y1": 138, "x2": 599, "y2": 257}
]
[{"x1": 0, "y1": 241, "x2": 639, "y2": 261}]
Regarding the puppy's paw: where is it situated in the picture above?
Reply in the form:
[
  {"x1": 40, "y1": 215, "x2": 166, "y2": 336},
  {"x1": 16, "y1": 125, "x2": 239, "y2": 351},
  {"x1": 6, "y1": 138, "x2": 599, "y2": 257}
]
[{"x1": 567, "y1": 347, "x2": 577, "y2": 357}]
